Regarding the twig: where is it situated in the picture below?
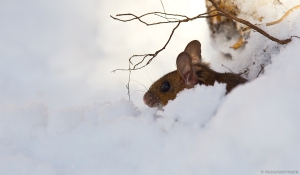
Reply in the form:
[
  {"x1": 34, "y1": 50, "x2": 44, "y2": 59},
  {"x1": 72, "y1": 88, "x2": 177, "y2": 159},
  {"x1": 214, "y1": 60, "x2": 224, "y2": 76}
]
[
  {"x1": 291, "y1": 36, "x2": 300, "y2": 40},
  {"x1": 127, "y1": 63, "x2": 132, "y2": 101},
  {"x1": 239, "y1": 67, "x2": 249, "y2": 76},
  {"x1": 111, "y1": 0, "x2": 299, "y2": 99},
  {"x1": 159, "y1": 0, "x2": 169, "y2": 21},
  {"x1": 256, "y1": 64, "x2": 265, "y2": 78},
  {"x1": 154, "y1": 14, "x2": 179, "y2": 21},
  {"x1": 112, "y1": 22, "x2": 181, "y2": 72},
  {"x1": 110, "y1": 11, "x2": 219, "y2": 26},
  {"x1": 239, "y1": 5, "x2": 300, "y2": 32},
  {"x1": 221, "y1": 64, "x2": 234, "y2": 73},
  {"x1": 208, "y1": 0, "x2": 292, "y2": 44},
  {"x1": 266, "y1": 5, "x2": 300, "y2": 26},
  {"x1": 111, "y1": 0, "x2": 298, "y2": 73}
]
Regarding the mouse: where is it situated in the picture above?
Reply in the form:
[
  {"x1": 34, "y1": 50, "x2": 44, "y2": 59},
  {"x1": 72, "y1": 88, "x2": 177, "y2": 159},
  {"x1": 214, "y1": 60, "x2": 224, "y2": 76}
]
[{"x1": 143, "y1": 40, "x2": 247, "y2": 108}]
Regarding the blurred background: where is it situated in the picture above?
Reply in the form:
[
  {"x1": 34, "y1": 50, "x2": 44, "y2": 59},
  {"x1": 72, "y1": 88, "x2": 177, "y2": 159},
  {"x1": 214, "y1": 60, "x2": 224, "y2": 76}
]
[{"x1": 0, "y1": 0, "x2": 218, "y2": 110}]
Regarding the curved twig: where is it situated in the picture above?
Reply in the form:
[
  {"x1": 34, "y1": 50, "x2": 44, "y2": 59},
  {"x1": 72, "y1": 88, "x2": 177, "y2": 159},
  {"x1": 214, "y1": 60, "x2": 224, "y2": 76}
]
[
  {"x1": 112, "y1": 22, "x2": 181, "y2": 72},
  {"x1": 266, "y1": 5, "x2": 300, "y2": 26},
  {"x1": 110, "y1": 10, "x2": 219, "y2": 26},
  {"x1": 111, "y1": 0, "x2": 299, "y2": 100},
  {"x1": 208, "y1": 0, "x2": 291, "y2": 44}
]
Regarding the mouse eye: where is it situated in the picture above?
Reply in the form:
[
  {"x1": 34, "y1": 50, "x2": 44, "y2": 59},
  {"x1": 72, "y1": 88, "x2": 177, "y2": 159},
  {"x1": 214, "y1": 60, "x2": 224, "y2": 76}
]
[{"x1": 161, "y1": 82, "x2": 170, "y2": 92}]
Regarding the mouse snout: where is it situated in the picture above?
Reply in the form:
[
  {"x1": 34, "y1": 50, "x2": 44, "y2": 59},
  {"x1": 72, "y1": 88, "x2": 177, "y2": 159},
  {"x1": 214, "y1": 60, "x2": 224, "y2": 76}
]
[{"x1": 143, "y1": 91, "x2": 159, "y2": 108}]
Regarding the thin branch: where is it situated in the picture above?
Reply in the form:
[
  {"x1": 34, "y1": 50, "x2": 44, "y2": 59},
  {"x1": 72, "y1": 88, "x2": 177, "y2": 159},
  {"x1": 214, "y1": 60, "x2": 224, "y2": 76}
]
[
  {"x1": 291, "y1": 36, "x2": 300, "y2": 40},
  {"x1": 208, "y1": 0, "x2": 291, "y2": 44},
  {"x1": 110, "y1": 10, "x2": 220, "y2": 73},
  {"x1": 239, "y1": 67, "x2": 250, "y2": 76},
  {"x1": 233, "y1": 4, "x2": 300, "y2": 33},
  {"x1": 221, "y1": 64, "x2": 234, "y2": 73},
  {"x1": 154, "y1": 13, "x2": 180, "y2": 21},
  {"x1": 266, "y1": 5, "x2": 300, "y2": 26},
  {"x1": 110, "y1": 1, "x2": 299, "y2": 73},
  {"x1": 127, "y1": 63, "x2": 132, "y2": 101},
  {"x1": 112, "y1": 22, "x2": 181, "y2": 72},
  {"x1": 110, "y1": 10, "x2": 219, "y2": 26},
  {"x1": 111, "y1": 0, "x2": 299, "y2": 100},
  {"x1": 159, "y1": 0, "x2": 169, "y2": 21},
  {"x1": 256, "y1": 64, "x2": 265, "y2": 78}
]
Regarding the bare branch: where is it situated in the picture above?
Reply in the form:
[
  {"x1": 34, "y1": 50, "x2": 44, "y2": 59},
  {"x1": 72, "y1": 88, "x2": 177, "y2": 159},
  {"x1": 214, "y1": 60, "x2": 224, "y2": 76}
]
[
  {"x1": 208, "y1": 0, "x2": 292, "y2": 44},
  {"x1": 266, "y1": 5, "x2": 300, "y2": 26},
  {"x1": 256, "y1": 64, "x2": 265, "y2": 78},
  {"x1": 154, "y1": 14, "x2": 179, "y2": 21},
  {"x1": 111, "y1": 1, "x2": 298, "y2": 73},
  {"x1": 111, "y1": 0, "x2": 299, "y2": 100},
  {"x1": 159, "y1": 0, "x2": 169, "y2": 21},
  {"x1": 112, "y1": 22, "x2": 181, "y2": 73},
  {"x1": 126, "y1": 62, "x2": 132, "y2": 101},
  {"x1": 110, "y1": 10, "x2": 219, "y2": 26},
  {"x1": 239, "y1": 4, "x2": 300, "y2": 33},
  {"x1": 221, "y1": 64, "x2": 234, "y2": 73},
  {"x1": 291, "y1": 36, "x2": 300, "y2": 40},
  {"x1": 239, "y1": 67, "x2": 250, "y2": 76}
]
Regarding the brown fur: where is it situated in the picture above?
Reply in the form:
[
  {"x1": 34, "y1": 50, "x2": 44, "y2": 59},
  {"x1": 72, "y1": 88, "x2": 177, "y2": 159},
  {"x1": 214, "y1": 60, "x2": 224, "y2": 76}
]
[
  {"x1": 143, "y1": 40, "x2": 247, "y2": 108},
  {"x1": 194, "y1": 63, "x2": 247, "y2": 93},
  {"x1": 143, "y1": 71, "x2": 187, "y2": 107}
]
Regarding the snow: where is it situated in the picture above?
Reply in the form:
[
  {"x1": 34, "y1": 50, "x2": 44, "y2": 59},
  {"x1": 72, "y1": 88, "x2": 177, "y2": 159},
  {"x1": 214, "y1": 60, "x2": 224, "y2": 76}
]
[
  {"x1": 1, "y1": 0, "x2": 300, "y2": 174},
  {"x1": 162, "y1": 83, "x2": 226, "y2": 127}
]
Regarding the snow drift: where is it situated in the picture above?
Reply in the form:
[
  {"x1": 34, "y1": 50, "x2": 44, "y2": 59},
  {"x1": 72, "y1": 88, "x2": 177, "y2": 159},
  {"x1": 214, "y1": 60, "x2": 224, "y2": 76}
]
[{"x1": 1, "y1": 0, "x2": 300, "y2": 174}]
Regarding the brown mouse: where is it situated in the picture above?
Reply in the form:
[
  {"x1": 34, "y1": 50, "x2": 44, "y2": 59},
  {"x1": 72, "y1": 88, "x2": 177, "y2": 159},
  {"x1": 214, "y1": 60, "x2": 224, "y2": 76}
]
[{"x1": 143, "y1": 40, "x2": 247, "y2": 108}]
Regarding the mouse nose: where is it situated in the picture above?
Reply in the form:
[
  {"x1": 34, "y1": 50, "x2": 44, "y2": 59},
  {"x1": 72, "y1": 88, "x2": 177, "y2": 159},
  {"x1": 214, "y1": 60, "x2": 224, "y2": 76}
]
[
  {"x1": 143, "y1": 94, "x2": 148, "y2": 105},
  {"x1": 143, "y1": 91, "x2": 159, "y2": 108}
]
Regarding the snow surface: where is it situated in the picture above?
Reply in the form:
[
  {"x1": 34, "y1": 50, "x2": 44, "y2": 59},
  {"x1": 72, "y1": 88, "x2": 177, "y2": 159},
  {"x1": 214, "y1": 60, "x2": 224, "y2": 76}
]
[{"x1": 1, "y1": 0, "x2": 300, "y2": 174}]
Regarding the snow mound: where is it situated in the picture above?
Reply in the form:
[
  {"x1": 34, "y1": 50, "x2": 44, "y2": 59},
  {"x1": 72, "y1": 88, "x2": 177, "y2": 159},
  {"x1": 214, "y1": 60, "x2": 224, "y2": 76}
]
[
  {"x1": 1, "y1": 0, "x2": 300, "y2": 174},
  {"x1": 161, "y1": 83, "x2": 226, "y2": 127}
]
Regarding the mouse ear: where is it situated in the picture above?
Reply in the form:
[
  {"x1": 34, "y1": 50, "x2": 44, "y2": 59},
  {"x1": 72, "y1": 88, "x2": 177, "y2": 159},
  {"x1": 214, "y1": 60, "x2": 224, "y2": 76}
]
[
  {"x1": 184, "y1": 40, "x2": 202, "y2": 63},
  {"x1": 176, "y1": 52, "x2": 198, "y2": 87}
]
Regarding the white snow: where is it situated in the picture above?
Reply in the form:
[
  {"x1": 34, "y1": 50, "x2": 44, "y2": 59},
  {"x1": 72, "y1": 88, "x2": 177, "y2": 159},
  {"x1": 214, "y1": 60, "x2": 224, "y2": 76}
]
[
  {"x1": 161, "y1": 83, "x2": 226, "y2": 127},
  {"x1": 1, "y1": 0, "x2": 300, "y2": 174}
]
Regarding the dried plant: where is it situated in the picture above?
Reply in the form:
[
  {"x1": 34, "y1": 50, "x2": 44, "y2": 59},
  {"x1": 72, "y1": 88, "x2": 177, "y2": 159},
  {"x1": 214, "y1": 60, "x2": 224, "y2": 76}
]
[{"x1": 110, "y1": 0, "x2": 299, "y2": 99}]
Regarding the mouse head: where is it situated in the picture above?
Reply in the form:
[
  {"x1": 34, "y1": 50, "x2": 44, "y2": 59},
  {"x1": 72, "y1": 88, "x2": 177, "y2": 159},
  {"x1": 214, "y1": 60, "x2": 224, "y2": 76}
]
[
  {"x1": 143, "y1": 40, "x2": 203, "y2": 108},
  {"x1": 143, "y1": 70, "x2": 185, "y2": 108}
]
